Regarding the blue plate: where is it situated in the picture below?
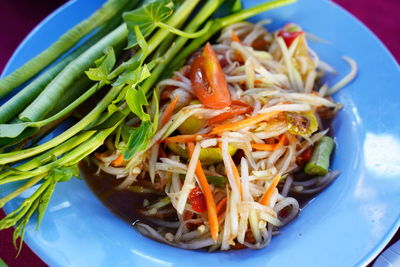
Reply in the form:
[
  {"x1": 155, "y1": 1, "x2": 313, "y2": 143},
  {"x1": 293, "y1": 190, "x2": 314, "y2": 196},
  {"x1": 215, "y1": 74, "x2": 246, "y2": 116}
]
[{"x1": 2, "y1": 0, "x2": 400, "y2": 266}]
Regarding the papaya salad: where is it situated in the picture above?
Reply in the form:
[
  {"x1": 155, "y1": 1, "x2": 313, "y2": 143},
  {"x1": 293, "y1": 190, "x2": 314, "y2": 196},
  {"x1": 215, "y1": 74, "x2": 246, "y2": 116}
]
[
  {"x1": 91, "y1": 21, "x2": 357, "y2": 250},
  {"x1": 0, "y1": 0, "x2": 359, "y2": 254}
]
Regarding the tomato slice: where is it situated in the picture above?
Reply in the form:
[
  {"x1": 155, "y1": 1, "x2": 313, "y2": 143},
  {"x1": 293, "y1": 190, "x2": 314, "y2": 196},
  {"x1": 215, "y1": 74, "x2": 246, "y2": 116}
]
[
  {"x1": 278, "y1": 24, "x2": 303, "y2": 47},
  {"x1": 190, "y1": 43, "x2": 231, "y2": 109},
  {"x1": 189, "y1": 187, "x2": 207, "y2": 213}
]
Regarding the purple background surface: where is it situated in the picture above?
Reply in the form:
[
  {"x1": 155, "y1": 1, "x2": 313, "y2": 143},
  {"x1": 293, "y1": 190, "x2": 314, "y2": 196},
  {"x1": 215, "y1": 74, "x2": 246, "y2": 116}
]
[{"x1": 0, "y1": 0, "x2": 399, "y2": 266}]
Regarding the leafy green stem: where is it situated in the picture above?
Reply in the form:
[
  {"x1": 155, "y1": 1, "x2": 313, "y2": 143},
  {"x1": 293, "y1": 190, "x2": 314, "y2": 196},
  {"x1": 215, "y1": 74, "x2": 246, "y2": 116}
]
[
  {"x1": 220, "y1": 0, "x2": 296, "y2": 27},
  {"x1": 0, "y1": 173, "x2": 46, "y2": 208},
  {"x1": 0, "y1": 178, "x2": 52, "y2": 230},
  {"x1": 108, "y1": 0, "x2": 201, "y2": 80},
  {"x1": 0, "y1": 131, "x2": 95, "y2": 180},
  {"x1": 156, "y1": 20, "x2": 213, "y2": 39},
  {"x1": 0, "y1": 85, "x2": 124, "y2": 165}
]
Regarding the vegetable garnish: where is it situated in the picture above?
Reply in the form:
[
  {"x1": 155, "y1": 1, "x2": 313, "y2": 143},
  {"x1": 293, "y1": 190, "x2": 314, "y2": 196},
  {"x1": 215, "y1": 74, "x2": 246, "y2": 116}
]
[
  {"x1": 160, "y1": 95, "x2": 179, "y2": 128},
  {"x1": 190, "y1": 43, "x2": 232, "y2": 109},
  {"x1": 251, "y1": 134, "x2": 287, "y2": 151},
  {"x1": 189, "y1": 187, "x2": 207, "y2": 213},
  {"x1": 207, "y1": 105, "x2": 252, "y2": 125},
  {"x1": 211, "y1": 111, "x2": 281, "y2": 134},
  {"x1": 278, "y1": 23, "x2": 303, "y2": 47},
  {"x1": 164, "y1": 134, "x2": 206, "y2": 144},
  {"x1": 259, "y1": 175, "x2": 281, "y2": 206},
  {"x1": 111, "y1": 154, "x2": 124, "y2": 167},
  {"x1": 216, "y1": 197, "x2": 228, "y2": 215},
  {"x1": 231, "y1": 31, "x2": 242, "y2": 43},
  {"x1": 187, "y1": 142, "x2": 219, "y2": 241},
  {"x1": 286, "y1": 111, "x2": 318, "y2": 137},
  {"x1": 230, "y1": 157, "x2": 243, "y2": 199},
  {"x1": 304, "y1": 136, "x2": 334, "y2": 176}
]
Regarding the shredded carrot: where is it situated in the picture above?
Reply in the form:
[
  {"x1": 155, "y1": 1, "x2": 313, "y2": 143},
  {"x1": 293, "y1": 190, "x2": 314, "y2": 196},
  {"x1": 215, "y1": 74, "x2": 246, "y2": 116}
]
[
  {"x1": 230, "y1": 157, "x2": 243, "y2": 199},
  {"x1": 274, "y1": 134, "x2": 287, "y2": 150},
  {"x1": 207, "y1": 106, "x2": 251, "y2": 125},
  {"x1": 111, "y1": 154, "x2": 124, "y2": 166},
  {"x1": 187, "y1": 142, "x2": 219, "y2": 241},
  {"x1": 231, "y1": 31, "x2": 242, "y2": 43},
  {"x1": 231, "y1": 100, "x2": 249, "y2": 107},
  {"x1": 164, "y1": 134, "x2": 207, "y2": 144},
  {"x1": 217, "y1": 211, "x2": 226, "y2": 223},
  {"x1": 251, "y1": 143, "x2": 276, "y2": 151},
  {"x1": 160, "y1": 96, "x2": 179, "y2": 128},
  {"x1": 251, "y1": 134, "x2": 287, "y2": 151},
  {"x1": 231, "y1": 31, "x2": 245, "y2": 63},
  {"x1": 216, "y1": 197, "x2": 227, "y2": 215},
  {"x1": 259, "y1": 175, "x2": 281, "y2": 206},
  {"x1": 211, "y1": 111, "x2": 281, "y2": 134}
]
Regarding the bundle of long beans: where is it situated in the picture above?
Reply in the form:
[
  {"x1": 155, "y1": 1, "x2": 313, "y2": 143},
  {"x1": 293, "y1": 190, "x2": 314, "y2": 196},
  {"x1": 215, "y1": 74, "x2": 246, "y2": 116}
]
[{"x1": 0, "y1": 0, "x2": 295, "y2": 250}]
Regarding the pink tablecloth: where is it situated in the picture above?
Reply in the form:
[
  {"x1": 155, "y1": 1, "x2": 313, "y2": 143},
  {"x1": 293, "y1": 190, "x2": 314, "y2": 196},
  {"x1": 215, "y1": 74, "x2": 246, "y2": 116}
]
[{"x1": 0, "y1": 0, "x2": 399, "y2": 266}]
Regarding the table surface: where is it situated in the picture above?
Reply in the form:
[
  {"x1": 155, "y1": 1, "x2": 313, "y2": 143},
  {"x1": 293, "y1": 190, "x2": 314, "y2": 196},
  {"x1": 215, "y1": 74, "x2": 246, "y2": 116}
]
[{"x1": 0, "y1": 0, "x2": 399, "y2": 266}]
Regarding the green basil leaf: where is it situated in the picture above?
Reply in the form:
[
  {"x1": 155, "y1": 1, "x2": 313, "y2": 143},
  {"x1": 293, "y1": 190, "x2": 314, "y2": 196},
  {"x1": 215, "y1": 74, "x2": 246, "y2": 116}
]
[
  {"x1": 126, "y1": 86, "x2": 151, "y2": 122},
  {"x1": 114, "y1": 64, "x2": 151, "y2": 86},
  {"x1": 123, "y1": 0, "x2": 173, "y2": 49},
  {"x1": 124, "y1": 121, "x2": 152, "y2": 159},
  {"x1": 85, "y1": 47, "x2": 116, "y2": 83}
]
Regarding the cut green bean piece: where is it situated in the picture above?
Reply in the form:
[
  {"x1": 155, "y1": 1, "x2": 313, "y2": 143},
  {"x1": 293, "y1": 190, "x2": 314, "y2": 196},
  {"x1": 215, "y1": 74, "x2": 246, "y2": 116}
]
[{"x1": 304, "y1": 136, "x2": 334, "y2": 176}]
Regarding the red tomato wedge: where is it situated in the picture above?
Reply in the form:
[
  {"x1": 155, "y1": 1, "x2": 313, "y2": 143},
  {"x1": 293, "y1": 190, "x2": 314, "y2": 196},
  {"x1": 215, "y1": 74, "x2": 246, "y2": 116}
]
[
  {"x1": 189, "y1": 187, "x2": 207, "y2": 213},
  {"x1": 278, "y1": 24, "x2": 303, "y2": 47},
  {"x1": 190, "y1": 43, "x2": 231, "y2": 109}
]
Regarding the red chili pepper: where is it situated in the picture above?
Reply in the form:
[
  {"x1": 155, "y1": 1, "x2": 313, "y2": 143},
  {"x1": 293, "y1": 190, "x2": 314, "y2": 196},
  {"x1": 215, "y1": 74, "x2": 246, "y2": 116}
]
[
  {"x1": 278, "y1": 26, "x2": 303, "y2": 47},
  {"x1": 296, "y1": 146, "x2": 313, "y2": 166},
  {"x1": 189, "y1": 186, "x2": 207, "y2": 213}
]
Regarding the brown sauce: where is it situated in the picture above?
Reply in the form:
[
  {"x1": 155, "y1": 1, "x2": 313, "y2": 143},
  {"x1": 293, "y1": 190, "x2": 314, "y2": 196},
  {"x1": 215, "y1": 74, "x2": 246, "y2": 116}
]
[{"x1": 80, "y1": 161, "x2": 164, "y2": 227}]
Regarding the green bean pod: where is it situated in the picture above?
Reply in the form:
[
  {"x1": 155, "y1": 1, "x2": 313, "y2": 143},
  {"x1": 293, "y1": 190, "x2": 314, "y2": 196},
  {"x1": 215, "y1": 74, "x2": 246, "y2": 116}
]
[
  {"x1": 0, "y1": 0, "x2": 132, "y2": 99},
  {"x1": 304, "y1": 136, "x2": 334, "y2": 176}
]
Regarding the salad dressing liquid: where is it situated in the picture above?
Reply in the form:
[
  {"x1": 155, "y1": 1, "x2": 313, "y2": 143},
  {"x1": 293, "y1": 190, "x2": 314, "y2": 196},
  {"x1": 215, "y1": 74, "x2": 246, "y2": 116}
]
[{"x1": 80, "y1": 161, "x2": 163, "y2": 227}]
